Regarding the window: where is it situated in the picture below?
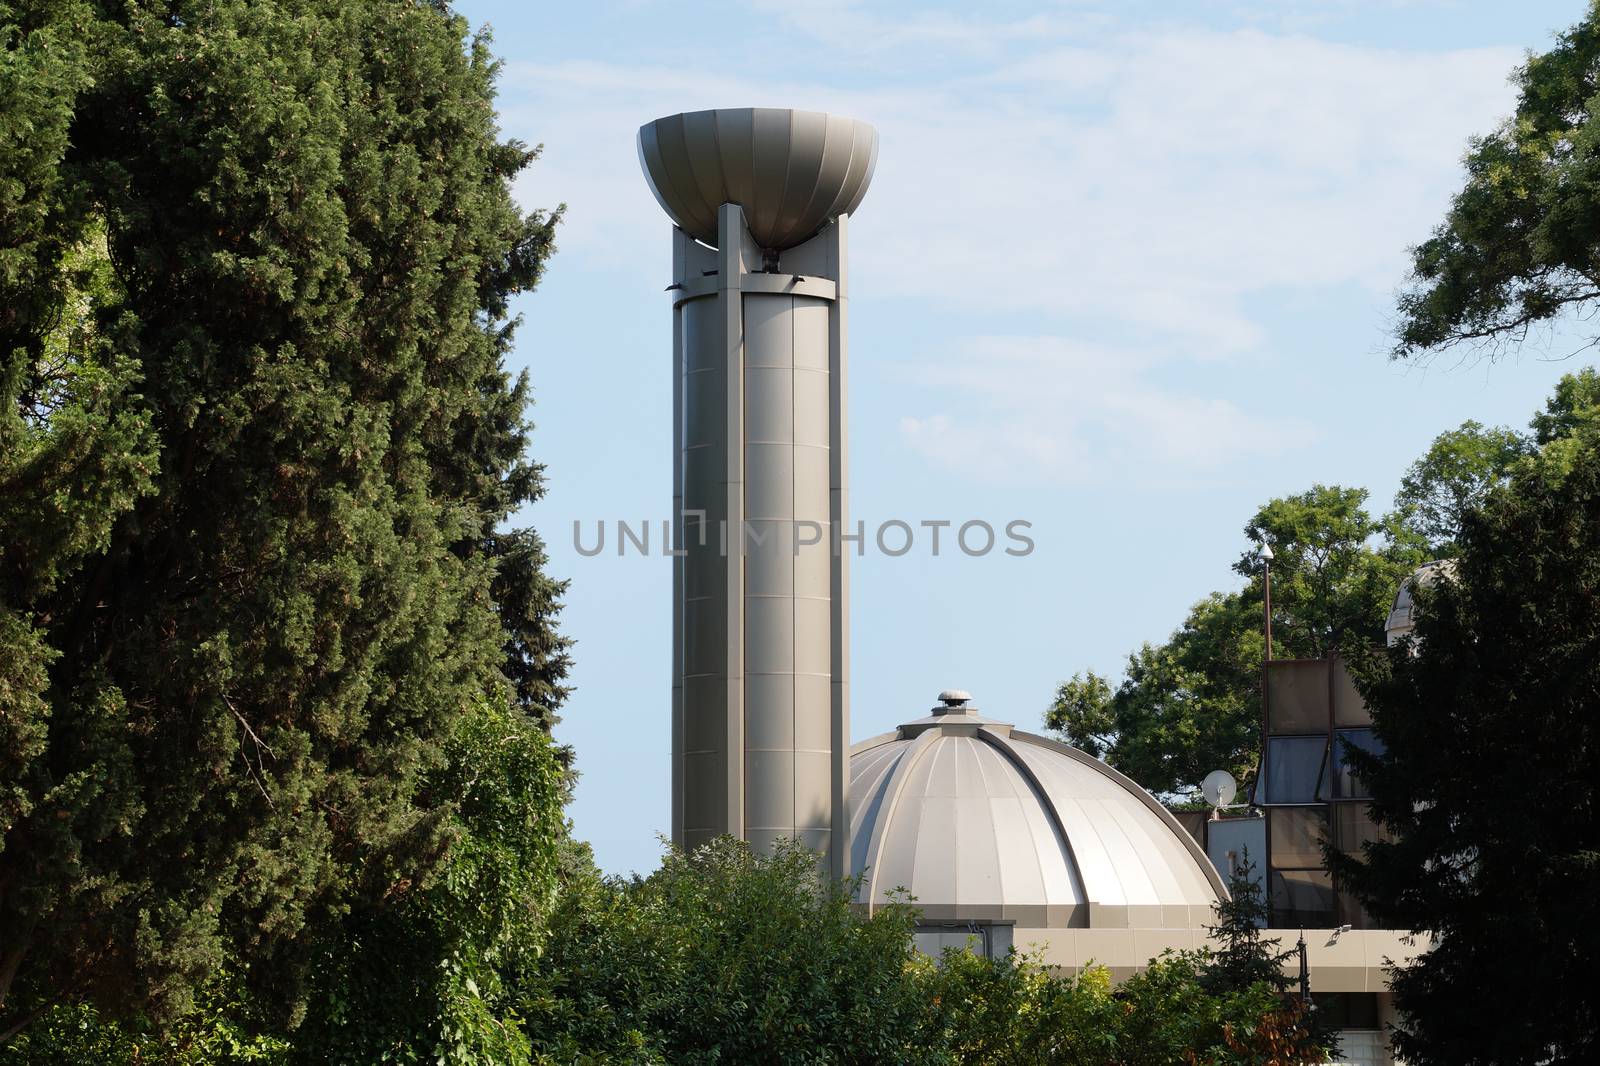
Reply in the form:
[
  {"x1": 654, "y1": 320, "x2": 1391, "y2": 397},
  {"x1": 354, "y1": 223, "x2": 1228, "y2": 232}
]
[
  {"x1": 1259, "y1": 736, "x2": 1328, "y2": 804},
  {"x1": 1331, "y1": 658, "x2": 1371, "y2": 726},
  {"x1": 1269, "y1": 869, "x2": 1335, "y2": 928},
  {"x1": 912, "y1": 922, "x2": 1013, "y2": 960},
  {"x1": 1265, "y1": 660, "x2": 1330, "y2": 732},
  {"x1": 1330, "y1": 729, "x2": 1383, "y2": 799},
  {"x1": 1330, "y1": 805, "x2": 1384, "y2": 856},
  {"x1": 1269, "y1": 808, "x2": 1328, "y2": 868},
  {"x1": 1316, "y1": 992, "x2": 1380, "y2": 1029}
]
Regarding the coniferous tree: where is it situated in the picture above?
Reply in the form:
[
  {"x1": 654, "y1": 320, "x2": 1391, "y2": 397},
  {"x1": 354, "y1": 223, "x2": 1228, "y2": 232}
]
[
  {"x1": 1335, "y1": 427, "x2": 1600, "y2": 1064},
  {"x1": 1, "y1": 0, "x2": 569, "y2": 1044},
  {"x1": 1201, "y1": 856, "x2": 1293, "y2": 998}
]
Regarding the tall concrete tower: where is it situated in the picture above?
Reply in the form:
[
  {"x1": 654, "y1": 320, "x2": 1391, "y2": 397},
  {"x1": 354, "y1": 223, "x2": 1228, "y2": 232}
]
[{"x1": 638, "y1": 108, "x2": 877, "y2": 878}]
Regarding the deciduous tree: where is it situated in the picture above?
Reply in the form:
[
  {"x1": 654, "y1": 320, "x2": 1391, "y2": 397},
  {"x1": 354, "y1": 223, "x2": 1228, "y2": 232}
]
[
  {"x1": 1394, "y1": 2, "x2": 1600, "y2": 358},
  {"x1": 1394, "y1": 421, "x2": 1531, "y2": 555},
  {"x1": 1049, "y1": 486, "x2": 1420, "y2": 798}
]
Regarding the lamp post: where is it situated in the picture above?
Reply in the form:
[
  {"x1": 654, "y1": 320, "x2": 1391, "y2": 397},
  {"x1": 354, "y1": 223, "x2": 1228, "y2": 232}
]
[
  {"x1": 1297, "y1": 929, "x2": 1311, "y2": 1009},
  {"x1": 1260, "y1": 542, "x2": 1275, "y2": 662}
]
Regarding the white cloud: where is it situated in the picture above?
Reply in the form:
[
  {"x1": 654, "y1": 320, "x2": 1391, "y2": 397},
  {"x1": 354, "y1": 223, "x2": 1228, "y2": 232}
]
[
  {"x1": 494, "y1": 13, "x2": 1520, "y2": 481},
  {"x1": 897, "y1": 335, "x2": 1315, "y2": 485}
]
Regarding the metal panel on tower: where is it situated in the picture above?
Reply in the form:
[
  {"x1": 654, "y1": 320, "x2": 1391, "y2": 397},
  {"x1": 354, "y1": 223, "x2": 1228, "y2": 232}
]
[{"x1": 639, "y1": 108, "x2": 878, "y2": 879}]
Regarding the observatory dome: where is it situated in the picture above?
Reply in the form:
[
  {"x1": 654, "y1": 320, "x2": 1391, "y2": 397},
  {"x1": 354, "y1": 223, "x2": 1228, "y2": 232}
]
[
  {"x1": 1385, "y1": 559, "x2": 1457, "y2": 646},
  {"x1": 849, "y1": 693, "x2": 1225, "y2": 929}
]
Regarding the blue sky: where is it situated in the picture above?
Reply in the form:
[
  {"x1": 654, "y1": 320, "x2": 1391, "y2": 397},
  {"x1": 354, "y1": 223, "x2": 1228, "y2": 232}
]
[{"x1": 455, "y1": 0, "x2": 1593, "y2": 876}]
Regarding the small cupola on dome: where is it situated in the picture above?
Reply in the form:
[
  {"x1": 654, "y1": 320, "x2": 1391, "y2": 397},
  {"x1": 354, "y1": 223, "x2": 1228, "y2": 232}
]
[{"x1": 849, "y1": 691, "x2": 1225, "y2": 930}]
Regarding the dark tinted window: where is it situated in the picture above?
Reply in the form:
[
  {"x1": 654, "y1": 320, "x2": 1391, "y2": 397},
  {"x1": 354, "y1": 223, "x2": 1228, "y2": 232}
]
[
  {"x1": 1260, "y1": 736, "x2": 1327, "y2": 804},
  {"x1": 1269, "y1": 869, "x2": 1335, "y2": 928},
  {"x1": 1331, "y1": 728, "x2": 1383, "y2": 799}
]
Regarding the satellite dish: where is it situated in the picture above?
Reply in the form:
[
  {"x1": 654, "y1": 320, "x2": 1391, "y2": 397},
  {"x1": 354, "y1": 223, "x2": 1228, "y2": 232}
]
[{"x1": 1201, "y1": 769, "x2": 1237, "y2": 808}]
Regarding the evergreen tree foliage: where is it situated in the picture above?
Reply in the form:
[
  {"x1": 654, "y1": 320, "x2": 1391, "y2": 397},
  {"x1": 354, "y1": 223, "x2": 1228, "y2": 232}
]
[
  {"x1": 1, "y1": 0, "x2": 569, "y2": 1045},
  {"x1": 1201, "y1": 856, "x2": 1292, "y2": 998},
  {"x1": 1333, "y1": 426, "x2": 1600, "y2": 1065}
]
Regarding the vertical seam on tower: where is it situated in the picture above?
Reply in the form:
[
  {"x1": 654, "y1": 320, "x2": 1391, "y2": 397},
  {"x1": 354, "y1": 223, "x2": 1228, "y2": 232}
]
[{"x1": 791, "y1": 295, "x2": 799, "y2": 841}]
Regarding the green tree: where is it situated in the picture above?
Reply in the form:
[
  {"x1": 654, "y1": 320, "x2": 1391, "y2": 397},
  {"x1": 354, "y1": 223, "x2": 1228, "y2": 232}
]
[
  {"x1": 1530, "y1": 367, "x2": 1600, "y2": 444},
  {"x1": 1045, "y1": 671, "x2": 1115, "y2": 761},
  {"x1": 524, "y1": 838, "x2": 934, "y2": 1066},
  {"x1": 923, "y1": 947, "x2": 1329, "y2": 1066},
  {"x1": 525, "y1": 837, "x2": 1333, "y2": 1065},
  {"x1": 1333, "y1": 429, "x2": 1600, "y2": 1064},
  {"x1": 1529, "y1": 367, "x2": 1600, "y2": 481},
  {"x1": 293, "y1": 700, "x2": 566, "y2": 1064},
  {"x1": 1394, "y1": 421, "x2": 1531, "y2": 555},
  {"x1": 1, "y1": 0, "x2": 569, "y2": 1046},
  {"x1": 1048, "y1": 592, "x2": 1263, "y2": 797},
  {"x1": 918, "y1": 951, "x2": 1122, "y2": 1065},
  {"x1": 1050, "y1": 486, "x2": 1419, "y2": 798},
  {"x1": 1394, "y1": 3, "x2": 1600, "y2": 358},
  {"x1": 1201, "y1": 856, "x2": 1292, "y2": 998},
  {"x1": 1113, "y1": 952, "x2": 1324, "y2": 1066},
  {"x1": 1238, "y1": 485, "x2": 1422, "y2": 659}
]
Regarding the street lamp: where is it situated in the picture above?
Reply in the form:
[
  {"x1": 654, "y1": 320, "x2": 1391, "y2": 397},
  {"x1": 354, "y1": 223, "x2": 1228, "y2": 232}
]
[
  {"x1": 1296, "y1": 929, "x2": 1312, "y2": 1012},
  {"x1": 1259, "y1": 542, "x2": 1275, "y2": 662}
]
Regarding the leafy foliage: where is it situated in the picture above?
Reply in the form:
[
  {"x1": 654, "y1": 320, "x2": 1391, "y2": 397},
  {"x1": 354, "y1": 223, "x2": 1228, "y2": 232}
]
[
  {"x1": 523, "y1": 838, "x2": 932, "y2": 1065},
  {"x1": 1237, "y1": 486, "x2": 1425, "y2": 660},
  {"x1": 1333, "y1": 425, "x2": 1600, "y2": 1065},
  {"x1": 1049, "y1": 592, "x2": 1264, "y2": 796},
  {"x1": 1045, "y1": 386, "x2": 1590, "y2": 799},
  {"x1": 1394, "y1": 421, "x2": 1532, "y2": 556},
  {"x1": 1049, "y1": 485, "x2": 1422, "y2": 797},
  {"x1": 292, "y1": 700, "x2": 566, "y2": 1063},
  {"x1": 1394, "y1": 2, "x2": 1600, "y2": 358},
  {"x1": 1531, "y1": 366, "x2": 1600, "y2": 444},
  {"x1": 520, "y1": 838, "x2": 1331, "y2": 1065},
  {"x1": 1, "y1": 0, "x2": 569, "y2": 1047},
  {"x1": 0, "y1": 969, "x2": 288, "y2": 1064}
]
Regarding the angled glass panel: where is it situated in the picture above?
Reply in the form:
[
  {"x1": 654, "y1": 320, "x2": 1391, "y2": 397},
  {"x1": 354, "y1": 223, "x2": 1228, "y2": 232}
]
[
  {"x1": 1259, "y1": 736, "x2": 1328, "y2": 804},
  {"x1": 1331, "y1": 728, "x2": 1383, "y2": 799}
]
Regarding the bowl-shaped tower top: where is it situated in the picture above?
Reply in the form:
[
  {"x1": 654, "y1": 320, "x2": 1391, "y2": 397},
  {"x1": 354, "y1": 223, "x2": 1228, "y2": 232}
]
[{"x1": 638, "y1": 108, "x2": 878, "y2": 250}]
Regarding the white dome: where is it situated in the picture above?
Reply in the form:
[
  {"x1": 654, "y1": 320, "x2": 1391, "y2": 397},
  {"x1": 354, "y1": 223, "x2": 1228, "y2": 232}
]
[
  {"x1": 849, "y1": 695, "x2": 1224, "y2": 929},
  {"x1": 1385, "y1": 559, "x2": 1457, "y2": 646}
]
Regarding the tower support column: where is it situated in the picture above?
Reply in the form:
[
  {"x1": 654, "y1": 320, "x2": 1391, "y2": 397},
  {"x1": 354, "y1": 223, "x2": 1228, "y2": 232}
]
[{"x1": 672, "y1": 206, "x2": 849, "y2": 876}]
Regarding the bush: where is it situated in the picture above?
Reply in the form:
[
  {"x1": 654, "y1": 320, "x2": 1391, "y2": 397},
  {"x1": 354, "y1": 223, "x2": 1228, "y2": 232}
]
[{"x1": 521, "y1": 838, "x2": 1331, "y2": 1066}]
